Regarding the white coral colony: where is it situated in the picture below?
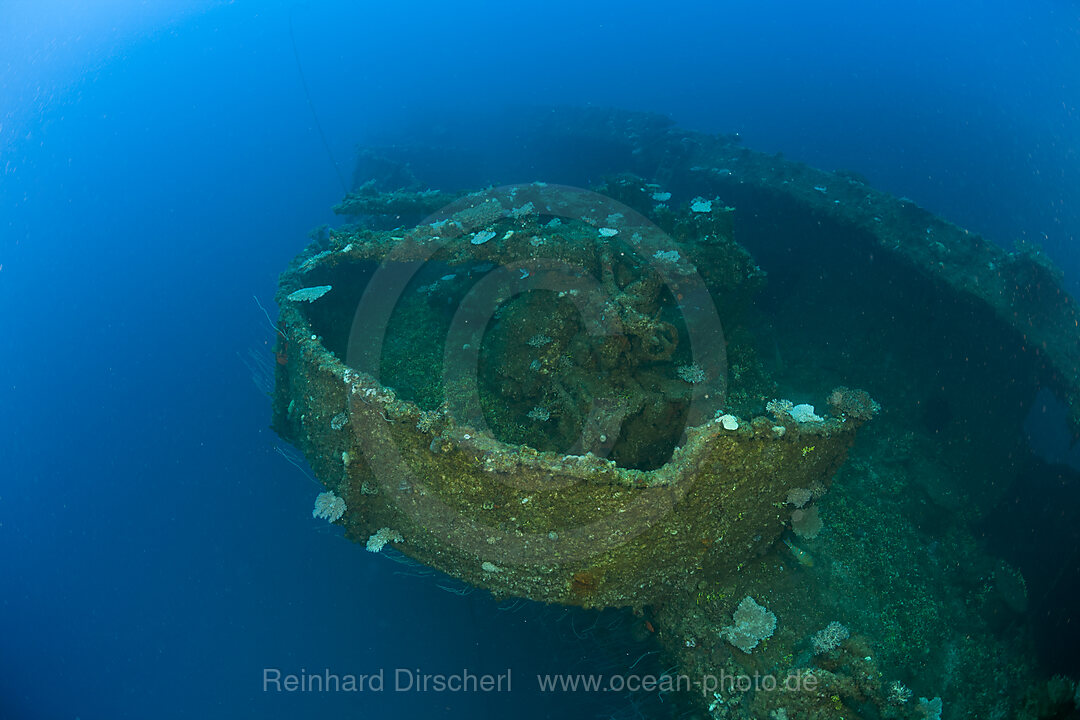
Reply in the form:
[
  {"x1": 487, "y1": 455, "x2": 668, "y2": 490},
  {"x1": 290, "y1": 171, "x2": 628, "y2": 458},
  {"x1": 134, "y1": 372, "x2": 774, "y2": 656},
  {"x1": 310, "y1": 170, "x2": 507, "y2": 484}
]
[{"x1": 312, "y1": 491, "x2": 346, "y2": 522}]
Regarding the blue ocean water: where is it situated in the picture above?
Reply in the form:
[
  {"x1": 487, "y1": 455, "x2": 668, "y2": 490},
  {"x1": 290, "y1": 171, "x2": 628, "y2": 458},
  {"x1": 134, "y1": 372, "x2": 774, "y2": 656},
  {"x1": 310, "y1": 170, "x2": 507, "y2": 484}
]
[{"x1": 2, "y1": 2, "x2": 1078, "y2": 718}]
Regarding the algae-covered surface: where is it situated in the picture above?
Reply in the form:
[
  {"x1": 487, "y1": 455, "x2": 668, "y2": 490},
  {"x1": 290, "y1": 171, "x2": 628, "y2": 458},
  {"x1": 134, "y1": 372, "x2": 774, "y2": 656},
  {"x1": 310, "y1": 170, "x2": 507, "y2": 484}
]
[{"x1": 273, "y1": 108, "x2": 1080, "y2": 719}]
